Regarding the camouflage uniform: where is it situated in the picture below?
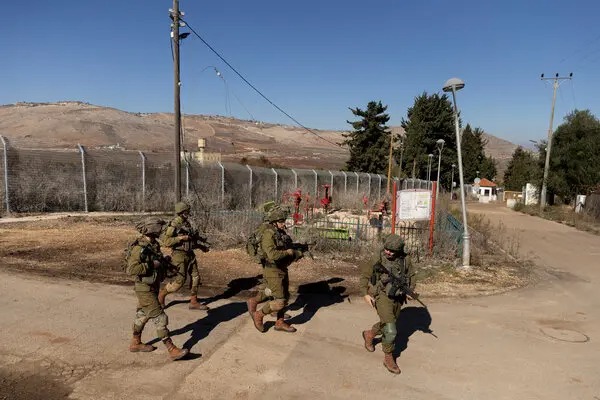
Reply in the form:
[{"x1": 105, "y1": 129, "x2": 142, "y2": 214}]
[
  {"x1": 248, "y1": 209, "x2": 302, "y2": 333},
  {"x1": 126, "y1": 218, "x2": 188, "y2": 360},
  {"x1": 359, "y1": 234, "x2": 415, "y2": 374},
  {"x1": 159, "y1": 202, "x2": 207, "y2": 310}
]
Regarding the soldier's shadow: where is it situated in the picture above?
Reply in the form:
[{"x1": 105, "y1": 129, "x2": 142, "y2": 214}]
[
  {"x1": 148, "y1": 301, "x2": 247, "y2": 355},
  {"x1": 163, "y1": 275, "x2": 261, "y2": 310},
  {"x1": 266, "y1": 277, "x2": 347, "y2": 330},
  {"x1": 392, "y1": 306, "x2": 436, "y2": 358},
  {"x1": 201, "y1": 275, "x2": 262, "y2": 305}
]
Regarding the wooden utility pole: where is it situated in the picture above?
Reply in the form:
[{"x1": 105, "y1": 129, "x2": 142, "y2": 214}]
[
  {"x1": 171, "y1": 0, "x2": 182, "y2": 201},
  {"x1": 539, "y1": 73, "x2": 572, "y2": 210}
]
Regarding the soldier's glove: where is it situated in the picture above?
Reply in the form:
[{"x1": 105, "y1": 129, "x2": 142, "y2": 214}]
[{"x1": 293, "y1": 250, "x2": 304, "y2": 261}]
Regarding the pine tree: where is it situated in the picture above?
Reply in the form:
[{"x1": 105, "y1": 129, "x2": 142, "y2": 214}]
[
  {"x1": 461, "y1": 125, "x2": 497, "y2": 182},
  {"x1": 343, "y1": 101, "x2": 391, "y2": 173},
  {"x1": 401, "y1": 92, "x2": 456, "y2": 189},
  {"x1": 503, "y1": 147, "x2": 539, "y2": 191}
]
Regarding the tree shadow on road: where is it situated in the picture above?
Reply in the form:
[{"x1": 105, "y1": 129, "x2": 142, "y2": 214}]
[
  {"x1": 269, "y1": 277, "x2": 347, "y2": 330},
  {"x1": 393, "y1": 306, "x2": 436, "y2": 358}
]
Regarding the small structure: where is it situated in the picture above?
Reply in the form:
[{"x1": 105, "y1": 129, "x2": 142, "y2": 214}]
[
  {"x1": 187, "y1": 138, "x2": 221, "y2": 164},
  {"x1": 474, "y1": 178, "x2": 497, "y2": 203}
]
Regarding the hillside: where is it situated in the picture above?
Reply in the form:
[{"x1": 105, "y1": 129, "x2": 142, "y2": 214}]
[{"x1": 0, "y1": 102, "x2": 517, "y2": 175}]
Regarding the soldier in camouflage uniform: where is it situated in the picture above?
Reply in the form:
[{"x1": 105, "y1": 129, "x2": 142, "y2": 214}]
[
  {"x1": 359, "y1": 234, "x2": 416, "y2": 374},
  {"x1": 247, "y1": 209, "x2": 303, "y2": 333},
  {"x1": 126, "y1": 217, "x2": 188, "y2": 361},
  {"x1": 158, "y1": 202, "x2": 208, "y2": 310}
]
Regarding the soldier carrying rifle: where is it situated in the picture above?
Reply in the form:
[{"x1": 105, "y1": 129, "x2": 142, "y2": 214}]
[
  {"x1": 158, "y1": 202, "x2": 210, "y2": 310},
  {"x1": 359, "y1": 234, "x2": 418, "y2": 374},
  {"x1": 125, "y1": 217, "x2": 188, "y2": 360}
]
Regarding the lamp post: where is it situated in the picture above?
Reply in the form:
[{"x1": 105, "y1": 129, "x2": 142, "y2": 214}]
[
  {"x1": 435, "y1": 139, "x2": 445, "y2": 200},
  {"x1": 427, "y1": 153, "x2": 434, "y2": 187},
  {"x1": 450, "y1": 163, "x2": 456, "y2": 201},
  {"x1": 443, "y1": 77, "x2": 470, "y2": 268}
]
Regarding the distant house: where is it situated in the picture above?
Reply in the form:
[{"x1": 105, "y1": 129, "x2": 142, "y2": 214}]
[{"x1": 474, "y1": 178, "x2": 497, "y2": 203}]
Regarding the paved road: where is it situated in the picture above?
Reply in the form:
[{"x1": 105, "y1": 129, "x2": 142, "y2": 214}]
[{"x1": 1, "y1": 204, "x2": 599, "y2": 399}]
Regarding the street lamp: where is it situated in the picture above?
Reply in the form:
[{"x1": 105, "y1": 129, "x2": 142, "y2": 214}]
[
  {"x1": 443, "y1": 77, "x2": 470, "y2": 268},
  {"x1": 427, "y1": 153, "x2": 434, "y2": 187},
  {"x1": 435, "y1": 139, "x2": 445, "y2": 200},
  {"x1": 450, "y1": 163, "x2": 456, "y2": 201}
]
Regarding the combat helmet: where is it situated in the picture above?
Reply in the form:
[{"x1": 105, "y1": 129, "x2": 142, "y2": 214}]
[
  {"x1": 174, "y1": 201, "x2": 191, "y2": 214},
  {"x1": 135, "y1": 217, "x2": 165, "y2": 236},
  {"x1": 383, "y1": 234, "x2": 405, "y2": 253},
  {"x1": 268, "y1": 209, "x2": 287, "y2": 223}
]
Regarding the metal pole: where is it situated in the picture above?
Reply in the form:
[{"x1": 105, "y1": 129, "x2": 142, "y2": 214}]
[
  {"x1": 342, "y1": 171, "x2": 347, "y2": 195},
  {"x1": 367, "y1": 174, "x2": 372, "y2": 200},
  {"x1": 185, "y1": 158, "x2": 190, "y2": 198},
  {"x1": 246, "y1": 164, "x2": 253, "y2": 209},
  {"x1": 77, "y1": 144, "x2": 88, "y2": 212},
  {"x1": 539, "y1": 73, "x2": 572, "y2": 210},
  {"x1": 377, "y1": 174, "x2": 382, "y2": 201},
  {"x1": 312, "y1": 169, "x2": 318, "y2": 197},
  {"x1": 450, "y1": 164, "x2": 455, "y2": 201},
  {"x1": 354, "y1": 171, "x2": 359, "y2": 194},
  {"x1": 272, "y1": 167, "x2": 278, "y2": 201},
  {"x1": 386, "y1": 129, "x2": 394, "y2": 193},
  {"x1": 451, "y1": 88, "x2": 470, "y2": 267},
  {"x1": 138, "y1": 151, "x2": 146, "y2": 211},
  {"x1": 217, "y1": 161, "x2": 225, "y2": 207},
  {"x1": 292, "y1": 169, "x2": 298, "y2": 189},
  {"x1": 171, "y1": 0, "x2": 182, "y2": 201},
  {"x1": 328, "y1": 170, "x2": 334, "y2": 196},
  {"x1": 436, "y1": 148, "x2": 443, "y2": 201},
  {"x1": 0, "y1": 136, "x2": 10, "y2": 213},
  {"x1": 427, "y1": 154, "x2": 433, "y2": 186}
]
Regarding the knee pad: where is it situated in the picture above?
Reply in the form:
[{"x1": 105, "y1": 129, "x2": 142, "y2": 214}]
[
  {"x1": 166, "y1": 281, "x2": 183, "y2": 293},
  {"x1": 133, "y1": 309, "x2": 149, "y2": 332},
  {"x1": 381, "y1": 322, "x2": 397, "y2": 344},
  {"x1": 269, "y1": 298, "x2": 287, "y2": 312}
]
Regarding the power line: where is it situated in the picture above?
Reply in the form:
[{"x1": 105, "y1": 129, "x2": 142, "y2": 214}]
[{"x1": 179, "y1": 18, "x2": 342, "y2": 147}]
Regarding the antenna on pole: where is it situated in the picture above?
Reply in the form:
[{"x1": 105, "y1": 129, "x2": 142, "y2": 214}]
[{"x1": 539, "y1": 72, "x2": 573, "y2": 210}]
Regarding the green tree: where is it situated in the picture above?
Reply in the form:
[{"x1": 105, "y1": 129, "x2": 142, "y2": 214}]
[
  {"x1": 546, "y1": 109, "x2": 600, "y2": 203},
  {"x1": 461, "y1": 125, "x2": 497, "y2": 182},
  {"x1": 503, "y1": 147, "x2": 539, "y2": 191},
  {"x1": 343, "y1": 101, "x2": 391, "y2": 173},
  {"x1": 401, "y1": 92, "x2": 456, "y2": 189}
]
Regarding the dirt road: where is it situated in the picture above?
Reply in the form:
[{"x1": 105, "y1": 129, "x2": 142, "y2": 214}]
[{"x1": 1, "y1": 203, "x2": 599, "y2": 399}]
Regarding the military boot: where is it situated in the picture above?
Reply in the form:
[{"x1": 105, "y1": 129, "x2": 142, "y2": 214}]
[
  {"x1": 162, "y1": 338, "x2": 189, "y2": 361},
  {"x1": 129, "y1": 333, "x2": 156, "y2": 353},
  {"x1": 189, "y1": 296, "x2": 209, "y2": 310},
  {"x1": 274, "y1": 318, "x2": 297, "y2": 333},
  {"x1": 158, "y1": 288, "x2": 168, "y2": 307},
  {"x1": 246, "y1": 297, "x2": 258, "y2": 317},
  {"x1": 362, "y1": 329, "x2": 376, "y2": 352},
  {"x1": 383, "y1": 352, "x2": 401, "y2": 374},
  {"x1": 252, "y1": 310, "x2": 266, "y2": 333}
]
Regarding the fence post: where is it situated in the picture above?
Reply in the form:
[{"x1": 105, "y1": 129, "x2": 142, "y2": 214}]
[
  {"x1": 341, "y1": 171, "x2": 347, "y2": 195},
  {"x1": 354, "y1": 171, "x2": 359, "y2": 194},
  {"x1": 185, "y1": 158, "x2": 190, "y2": 198},
  {"x1": 272, "y1": 167, "x2": 278, "y2": 201},
  {"x1": 377, "y1": 174, "x2": 383, "y2": 201},
  {"x1": 328, "y1": 170, "x2": 334, "y2": 196},
  {"x1": 138, "y1": 151, "x2": 146, "y2": 211},
  {"x1": 246, "y1": 164, "x2": 253, "y2": 209},
  {"x1": 391, "y1": 180, "x2": 397, "y2": 234},
  {"x1": 367, "y1": 174, "x2": 372, "y2": 199},
  {"x1": 0, "y1": 136, "x2": 10, "y2": 214},
  {"x1": 312, "y1": 169, "x2": 318, "y2": 198},
  {"x1": 428, "y1": 181, "x2": 437, "y2": 255},
  {"x1": 292, "y1": 168, "x2": 298, "y2": 189},
  {"x1": 217, "y1": 162, "x2": 225, "y2": 207},
  {"x1": 77, "y1": 144, "x2": 88, "y2": 212}
]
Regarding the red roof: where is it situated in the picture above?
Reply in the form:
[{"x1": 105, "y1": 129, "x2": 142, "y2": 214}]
[{"x1": 477, "y1": 178, "x2": 497, "y2": 187}]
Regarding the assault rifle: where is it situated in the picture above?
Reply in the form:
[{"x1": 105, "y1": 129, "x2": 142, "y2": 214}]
[
  {"x1": 373, "y1": 262, "x2": 427, "y2": 309},
  {"x1": 291, "y1": 242, "x2": 314, "y2": 260},
  {"x1": 140, "y1": 246, "x2": 178, "y2": 278},
  {"x1": 182, "y1": 227, "x2": 211, "y2": 252}
]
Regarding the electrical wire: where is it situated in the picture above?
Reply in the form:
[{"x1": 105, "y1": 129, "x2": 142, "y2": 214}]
[{"x1": 180, "y1": 18, "x2": 342, "y2": 147}]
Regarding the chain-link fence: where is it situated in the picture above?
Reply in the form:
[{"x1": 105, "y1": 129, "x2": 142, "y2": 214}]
[{"x1": 0, "y1": 136, "x2": 431, "y2": 216}]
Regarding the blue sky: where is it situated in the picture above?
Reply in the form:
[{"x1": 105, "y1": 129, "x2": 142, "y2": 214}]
[{"x1": 2, "y1": 0, "x2": 599, "y2": 145}]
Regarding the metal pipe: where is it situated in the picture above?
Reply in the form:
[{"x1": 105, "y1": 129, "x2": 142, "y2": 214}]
[
  {"x1": 0, "y1": 136, "x2": 9, "y2": 213},
  {"x1": 272, "y1": 167, "x2": 278, "y2": 201},
  {"x1": 138, "y1": 151, "x2": 146, "y2": 211},
  {"x1": 217, "y1": 161, "x2": 225, "y2": 206},
  {"x1": 292, "y1": 169, "x2": 298, "y2": 189},
  {"x1": 77, "y1": 144, "x2": 88, "y2": 212},
  {"x1": 246, "y1": 164, "x2": 253, "y2": 208}
]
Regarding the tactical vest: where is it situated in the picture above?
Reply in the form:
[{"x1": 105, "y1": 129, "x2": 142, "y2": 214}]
[
  {"x1": 126, "y1": 239, "x2": 164, "y2": 288},
  {"x1": 371, "y1": 250, "x2": 409, "y2": 299}
]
